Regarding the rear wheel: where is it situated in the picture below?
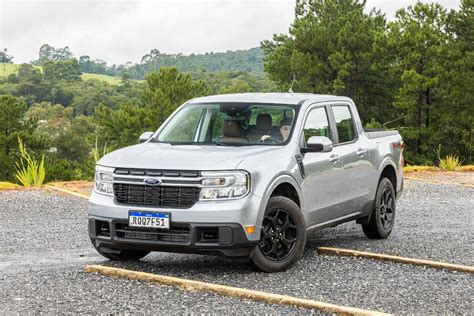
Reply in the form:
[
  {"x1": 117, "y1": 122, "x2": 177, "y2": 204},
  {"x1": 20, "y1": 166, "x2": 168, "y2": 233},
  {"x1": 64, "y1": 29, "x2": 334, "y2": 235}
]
[
  {"x1": 93, "y1": 244, "x2": 150, "y2": 261},
  {"x1": 252, "y1": 196, "x2": 306, "y2": 272},
  {"x1": 362, "y1": 177, "x2": 396, "y2": 239}
]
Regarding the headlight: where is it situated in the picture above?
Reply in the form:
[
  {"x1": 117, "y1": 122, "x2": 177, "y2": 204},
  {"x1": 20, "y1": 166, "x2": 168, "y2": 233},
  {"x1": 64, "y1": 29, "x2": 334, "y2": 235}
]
[
  {"x1": 94, "y1": 166, "x2": 114, "y2": 196},
  {"x1": 199, "y1": 171, "x2": 250, "y2": 200}
]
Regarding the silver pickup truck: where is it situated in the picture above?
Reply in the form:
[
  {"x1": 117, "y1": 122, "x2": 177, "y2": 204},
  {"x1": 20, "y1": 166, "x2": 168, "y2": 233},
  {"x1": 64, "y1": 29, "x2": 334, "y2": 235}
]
[{"x1": 89, "y1": 93, "x2": 404, "y2": 272}]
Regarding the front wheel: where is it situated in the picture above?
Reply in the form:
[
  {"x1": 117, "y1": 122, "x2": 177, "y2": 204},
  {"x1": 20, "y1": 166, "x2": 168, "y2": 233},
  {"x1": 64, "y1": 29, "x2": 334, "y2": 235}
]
[
  {"x1": 252, "y1": 196, "x2": 306, "y2": 273},
  {"x1": 362, "y1": 177, "x2": 396, "y2": 239}
]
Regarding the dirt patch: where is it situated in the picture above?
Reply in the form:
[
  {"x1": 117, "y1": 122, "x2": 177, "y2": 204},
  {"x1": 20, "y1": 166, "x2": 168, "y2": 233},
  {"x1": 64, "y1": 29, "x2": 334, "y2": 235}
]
[
  {"x1": 405, "y1": 171, "x2": 474, "y2": 186},
  {"x1": 48, "y1": 181, "x2": 93, "y2": 195}
]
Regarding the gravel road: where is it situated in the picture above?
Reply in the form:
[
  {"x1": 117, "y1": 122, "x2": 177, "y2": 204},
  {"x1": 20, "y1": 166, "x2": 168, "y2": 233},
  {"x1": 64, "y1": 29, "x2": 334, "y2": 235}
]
[{"x1": 0, "y1": 180, "x2": 472, "y2": 314}]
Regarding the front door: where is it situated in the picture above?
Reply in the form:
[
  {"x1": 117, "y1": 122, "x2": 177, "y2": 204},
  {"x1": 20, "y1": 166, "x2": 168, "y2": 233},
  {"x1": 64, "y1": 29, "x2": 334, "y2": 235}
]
[{"x1": 300, "y1": 105, "x2": 345, "y2": 226}]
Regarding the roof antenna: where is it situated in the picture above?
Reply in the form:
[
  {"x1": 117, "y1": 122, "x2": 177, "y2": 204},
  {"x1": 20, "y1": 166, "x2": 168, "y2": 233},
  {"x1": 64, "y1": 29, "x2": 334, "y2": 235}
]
[{"x1": 288, "y1": 75, "x2": 296, "y2": 94}]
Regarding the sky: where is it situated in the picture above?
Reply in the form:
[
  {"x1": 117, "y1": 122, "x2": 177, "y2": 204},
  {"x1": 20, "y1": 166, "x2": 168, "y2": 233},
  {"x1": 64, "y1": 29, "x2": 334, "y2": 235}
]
[{"x1": 0, "y1": 0, "x2": 461, "y2": 65}]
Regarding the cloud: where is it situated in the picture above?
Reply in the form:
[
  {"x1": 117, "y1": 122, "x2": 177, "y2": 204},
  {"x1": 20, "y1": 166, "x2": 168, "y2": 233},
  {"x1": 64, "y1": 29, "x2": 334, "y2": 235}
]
[
  {"x1": 1, "y1": 0, "x2": 461, "y2": 65},
  {"x1": 1, "y1": 0, "x2": 294, "y2": 64}
]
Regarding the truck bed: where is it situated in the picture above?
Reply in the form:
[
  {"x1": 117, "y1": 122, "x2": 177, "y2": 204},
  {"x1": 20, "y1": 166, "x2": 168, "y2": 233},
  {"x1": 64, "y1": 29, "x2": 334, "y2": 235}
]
[{"x1": 365, "y1": 129, "x2": 400, "y2": 139}]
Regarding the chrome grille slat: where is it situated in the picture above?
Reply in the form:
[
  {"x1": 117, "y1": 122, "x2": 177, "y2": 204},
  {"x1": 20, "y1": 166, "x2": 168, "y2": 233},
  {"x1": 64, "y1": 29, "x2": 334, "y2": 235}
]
[{"x1": 114, "y1": 168, "x2": 200, "y2": 178}]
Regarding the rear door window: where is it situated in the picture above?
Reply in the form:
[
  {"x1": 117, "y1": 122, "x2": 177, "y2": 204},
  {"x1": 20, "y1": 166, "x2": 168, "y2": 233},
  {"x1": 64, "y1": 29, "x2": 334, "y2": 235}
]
[{"x1": 332, "y1": 105, "x2": 356, "y2": 143}]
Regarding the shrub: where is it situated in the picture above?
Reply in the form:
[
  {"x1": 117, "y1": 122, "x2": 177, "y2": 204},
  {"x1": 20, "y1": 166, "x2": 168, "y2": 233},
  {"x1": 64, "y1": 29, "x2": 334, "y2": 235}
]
[
  {"x1": 92, "y1": 136, "x2": 107, "y2": 163},
  {"x1": 439, "y1": 154, "x2": 462, "y2": 171},
  {"x1": 15, "y1": 137, "x2": 46, "y2": 187},
  {"x1": 436, "y1": 145, "x2": 461, "y2": 171},
  {"x1": 44, "y1": 156, "x2": 94, "y2": 182}
]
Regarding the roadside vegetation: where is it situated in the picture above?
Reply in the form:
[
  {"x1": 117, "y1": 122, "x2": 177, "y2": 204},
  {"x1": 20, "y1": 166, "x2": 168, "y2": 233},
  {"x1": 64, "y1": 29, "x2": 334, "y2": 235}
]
[
  {"x1": 15, "y1": 137, "x2": 46, "y2": 187},
  {"x1": 0, "y1": 0, "x2": 472, "y2": 187},
  {"x1": 0, "y1": 181, "x2": 20, "y2": 189}
]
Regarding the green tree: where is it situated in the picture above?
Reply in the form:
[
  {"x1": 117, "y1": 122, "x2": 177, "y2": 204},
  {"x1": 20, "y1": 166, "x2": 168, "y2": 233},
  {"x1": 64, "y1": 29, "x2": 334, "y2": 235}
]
[
  {"x1": 0, "y1": 48, "x2": 14, "y2": 64},
  {"x1": 388, "y1": 2, "x2": 451, "y2": 162},
  {"x1": 43, "y1": 59, "x2": 82, "y2": 81},
  {"x1": 0, "y1": 95, "x2": 28, "y2": 180},
  {"x1": 95, "y1": 102, "x2": 151, "y2": 150},
  {"x1": 35, "y1": 44, "x2": 74, "y2": 65},
  {"x1": 54, "y1": 116, "x2": 95, "y2": 163},
  {"x1": 68, "y1": 79, "x2": 130, "y2": 115},
  {"x1": 218, "y1": 79, "x2": 252, "y2": 94},
  {"x1": 435, "y1": 0, "x2": 473, "y2": 163},
  {"x1": 79, "y1": 55, "x2": 93, "y2": 73},
  {"x1": 35, "y1": 44, "x2": 54, "y2": 65},
  {"x1": 141, "y1": 67, "x2": 208, "y2": 127},
  {"x1": 95, "y1": 67, "x2": 208, "y2": 150},
  {"x1": 17, "y1": 64, "x2": 43, "y2": 83},
  {"x1": 261, "y1": 0, "x2": 393, "y2": 123}
]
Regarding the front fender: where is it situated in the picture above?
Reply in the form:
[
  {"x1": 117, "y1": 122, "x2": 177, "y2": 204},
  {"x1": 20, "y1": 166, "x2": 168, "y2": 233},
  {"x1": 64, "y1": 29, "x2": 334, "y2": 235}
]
[{"x1": 254, "y1": 173, "x2": 304, "y2": 232}]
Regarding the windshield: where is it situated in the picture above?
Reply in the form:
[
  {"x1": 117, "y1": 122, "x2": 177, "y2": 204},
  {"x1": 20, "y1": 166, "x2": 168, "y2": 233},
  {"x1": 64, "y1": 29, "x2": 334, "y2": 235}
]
[{"x1": 155, "y1": 103, "x2": 297, "y2": 146}]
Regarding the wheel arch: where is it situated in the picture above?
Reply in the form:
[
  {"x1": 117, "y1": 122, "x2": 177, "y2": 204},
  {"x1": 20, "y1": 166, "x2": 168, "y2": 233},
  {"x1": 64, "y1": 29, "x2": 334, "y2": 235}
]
[
  {"x1": 256, "y1": 174, "x2": 304, "y2": 230},
  {"x1": 379, "y1": 162, "x2": 397, "y2": 196}
]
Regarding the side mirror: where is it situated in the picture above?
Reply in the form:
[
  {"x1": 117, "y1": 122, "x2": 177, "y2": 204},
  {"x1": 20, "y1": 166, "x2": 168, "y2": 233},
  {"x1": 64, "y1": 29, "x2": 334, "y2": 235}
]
[
  {"x1": 139, "y1": 131, "x2": 154, "y2": 143},
  {"x1": 301, "y1": 136, "x2": 333, "y2": 154}
]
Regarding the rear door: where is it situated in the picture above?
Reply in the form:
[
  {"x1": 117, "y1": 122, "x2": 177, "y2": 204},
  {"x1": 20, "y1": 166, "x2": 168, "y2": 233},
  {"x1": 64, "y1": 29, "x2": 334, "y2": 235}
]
[{"x1": 329, "y1": 104, "x2": 371, "y2": 215}]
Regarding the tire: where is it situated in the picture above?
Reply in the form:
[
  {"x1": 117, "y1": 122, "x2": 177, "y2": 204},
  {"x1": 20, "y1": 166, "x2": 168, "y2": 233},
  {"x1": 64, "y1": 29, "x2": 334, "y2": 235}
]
[
  {"x1": 362, "y1": 177, "x2": 396, "y2": 239},
  {"x1": 93, "y1": 244, "x2": 150, "y2": 261},
  {"x1": 252, "y1": 196, "x2": 306, "y2": 273}
]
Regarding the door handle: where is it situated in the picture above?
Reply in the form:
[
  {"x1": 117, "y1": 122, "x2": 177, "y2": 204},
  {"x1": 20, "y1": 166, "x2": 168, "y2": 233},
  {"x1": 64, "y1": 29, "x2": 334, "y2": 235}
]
[
  {"x1": 356, "y1": 148, "x2": 368, "y2": 157},
  {"x1": 329, "y1": 154, "x2": 340, "y2": 163}
]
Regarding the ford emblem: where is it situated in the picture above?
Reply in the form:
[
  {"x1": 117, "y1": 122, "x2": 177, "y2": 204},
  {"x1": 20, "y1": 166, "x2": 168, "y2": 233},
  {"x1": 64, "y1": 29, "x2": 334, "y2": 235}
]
[{"x1": 144, "y1": 177, "x2": 161, "y2": 186}]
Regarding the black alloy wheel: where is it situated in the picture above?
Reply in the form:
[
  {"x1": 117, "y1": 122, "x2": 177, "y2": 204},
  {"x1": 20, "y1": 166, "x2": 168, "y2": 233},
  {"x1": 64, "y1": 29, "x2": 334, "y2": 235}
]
[
  {"x1": 362, "y1": 177, "x2": 396, "y2": 239},
  {"x1": 252, "y1": 196, "x2": 306, "y2": 272},
  {"x1": 259, "y1": 208, "x2": 298, "y2": 261},
  {"x1": 379, "y1": 188, "x2": 394, "y2": 229}
]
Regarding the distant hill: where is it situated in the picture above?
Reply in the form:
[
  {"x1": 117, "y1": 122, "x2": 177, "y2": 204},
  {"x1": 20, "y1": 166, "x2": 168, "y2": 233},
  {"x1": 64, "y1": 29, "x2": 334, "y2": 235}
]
[
  {"x1": 81, "y1": 47, "x2": 265, "y2": 79},
  {"x1": 139, "y1": 47, "x2": 264, "y2": 73},
  {"x1": 0, "y1": 63, "x2": 124, "y2": 85},
  {"x1": 22, "y1": 45, "x2": 265, "y2": 80}
]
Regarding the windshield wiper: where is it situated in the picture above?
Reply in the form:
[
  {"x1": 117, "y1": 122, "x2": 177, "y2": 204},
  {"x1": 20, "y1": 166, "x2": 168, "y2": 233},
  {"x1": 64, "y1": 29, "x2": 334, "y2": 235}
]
[{"x1": 215, "y1": 141, "x2": 244, "y2": 147}]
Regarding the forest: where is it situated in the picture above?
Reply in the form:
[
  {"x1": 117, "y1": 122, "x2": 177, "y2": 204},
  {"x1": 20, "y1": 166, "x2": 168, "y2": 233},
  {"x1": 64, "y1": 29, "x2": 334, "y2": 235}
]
[{"x1": 0, "y1": 0, "x2": 472, "y2": 184}]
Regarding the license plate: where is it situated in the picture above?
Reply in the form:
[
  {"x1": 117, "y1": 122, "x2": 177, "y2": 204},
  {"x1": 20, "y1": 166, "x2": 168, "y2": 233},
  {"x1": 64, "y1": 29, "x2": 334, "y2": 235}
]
[{"x1": 128, "y1": 211, "x2": 170, "y2": 229}]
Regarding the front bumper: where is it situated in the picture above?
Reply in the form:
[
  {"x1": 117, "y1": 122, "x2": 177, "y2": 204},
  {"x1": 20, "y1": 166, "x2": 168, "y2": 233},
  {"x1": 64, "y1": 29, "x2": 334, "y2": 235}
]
[
  {"x1": 89, "y1": 216, "x2": 258, "y2": 258},
  {"x1": 89, "y1": 190, "x2": 264, "y2": 241}
]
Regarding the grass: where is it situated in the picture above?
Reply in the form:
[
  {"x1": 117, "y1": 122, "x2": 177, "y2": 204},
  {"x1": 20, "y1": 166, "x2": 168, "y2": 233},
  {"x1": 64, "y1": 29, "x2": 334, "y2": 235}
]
[
  {"x1": 0, "y1": 63, "x2": 22, "y2": 76},
  {"x1": 81, "y1": 72, "x2": 123, "y2": 85},
  {"x1": 404, "y1": 165, "x2": 474, "y2": 173},
  {"x1": 0, "y1": 181, "x2": 20, "y2": 189},
  {"x1": 0, "y1": 63, "x2": 124, "y2": 85},
  {"x1": 458, "y1": 165, "x2": 474, "y2": 172}
]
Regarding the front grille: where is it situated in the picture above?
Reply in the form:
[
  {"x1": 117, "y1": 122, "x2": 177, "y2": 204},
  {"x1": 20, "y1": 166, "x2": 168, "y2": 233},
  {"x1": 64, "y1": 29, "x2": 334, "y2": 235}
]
[
  {"x1": 115, "y1": 223, "x2": 191, "y2": 243},
  {"x1": 113, "y1": 183, "x2": 200, "y2": 208}
]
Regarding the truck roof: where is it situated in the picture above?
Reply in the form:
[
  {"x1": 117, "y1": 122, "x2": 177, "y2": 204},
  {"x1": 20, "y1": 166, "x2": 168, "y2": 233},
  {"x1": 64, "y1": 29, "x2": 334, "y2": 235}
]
[{"x1": 189, "y1": 93, "x2": 352, "y2": 105}]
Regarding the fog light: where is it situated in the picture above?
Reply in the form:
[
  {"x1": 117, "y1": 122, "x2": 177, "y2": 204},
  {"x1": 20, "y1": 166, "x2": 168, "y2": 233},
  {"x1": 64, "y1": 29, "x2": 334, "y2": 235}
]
[{"x1": 245, "y1": 226, "x2": 255, "y2": 234}]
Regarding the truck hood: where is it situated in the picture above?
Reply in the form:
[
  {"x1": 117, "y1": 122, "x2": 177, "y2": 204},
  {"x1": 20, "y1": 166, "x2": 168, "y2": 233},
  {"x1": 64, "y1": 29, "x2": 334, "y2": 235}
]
[{"x1": 97, "y1": 142, "x2": 281, "y2": 171}]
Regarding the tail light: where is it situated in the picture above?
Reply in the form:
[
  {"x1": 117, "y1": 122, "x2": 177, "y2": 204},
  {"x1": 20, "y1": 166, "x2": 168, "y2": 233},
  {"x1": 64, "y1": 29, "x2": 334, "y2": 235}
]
[{"x1": 392, "y1": 141, "x2": 405, "y2": 167}]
